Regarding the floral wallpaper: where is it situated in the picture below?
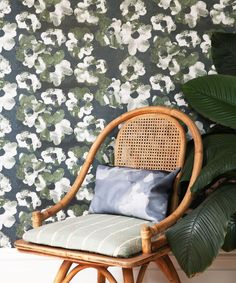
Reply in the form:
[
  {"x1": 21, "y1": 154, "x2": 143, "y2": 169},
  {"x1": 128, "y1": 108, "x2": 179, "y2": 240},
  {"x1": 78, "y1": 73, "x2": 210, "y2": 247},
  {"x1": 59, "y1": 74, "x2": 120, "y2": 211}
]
[{"x1": 0, "y1": 0, "x2": 235, "y2": 247}]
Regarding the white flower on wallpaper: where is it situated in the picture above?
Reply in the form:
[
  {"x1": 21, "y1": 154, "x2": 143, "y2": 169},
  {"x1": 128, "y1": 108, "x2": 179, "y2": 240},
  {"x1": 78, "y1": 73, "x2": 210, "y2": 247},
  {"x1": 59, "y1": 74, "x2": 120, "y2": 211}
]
[
  {"x1": 49, "y1": 177, "x2": 70, "y2": 203},
  {"x1": 95, "y1": 78, "x2": 122, "y2": 108},
  {"x1": 17, "y1": 35, "x2": 46, "y2": 69},
  {"x1": 0, "y1": 201, "x2": 17, "y2": 230},
  {"x1": 41, "y1": 29, "x2": 66, "y2": 46},
  {"x1": 66, "y1": 29, "x2": 94, "y2": 59},
  {"x1": 184, "y1": 1, "x2": 208, "y2": 28},
  {"x1": 120, "y1": 0, "x2": 147, "y2": 21},
  {"x1": 21, "y1": 0, "x2": 46, "y2": 12},
  {"x1": 65, "y1": 151, "x2": 79, "y2": 173},
  {"x1": 76, "y1": 186, "x2": 94, "y2": 201},
  {"x1": 0, "y1": 55, "x2": 11, "y2": 78},
  {"x1": 175, "y1": 30, "x2": 201, "y2": 48},
  {"x1": 0, "y1": 232, "x2": 11, "y2": 248},
  {"x1": 41, "y1": 89, "x2": 66, "y2": 106},
  {"x1": 54, "y1": 210, "x2": 67, "y2": 222},
  {"x1": 17, "y1": 95, "x2": 45, "y2": 128},
  {"x1": 18, "y1": 154, "x2": 46, "y2": 186},
  {"x1": 0, "y1": 22, "x2": 17, "y2": 52},
  {"x1": 45, "y1": 60, "x2": 73, "y2": 87},
  {"x1": 34, "y1": 174, "x2": 46, "y2": 192},
  {"x1": 0, "y1": 173, "x2": 12, "y2": 196},
  {"x1": 200, "y1": 34, "x2": 211, "y2": 54},
  {"x1": 65, "y1": 148, "x2": 88, "y2": 175},
  {"x1": 36, "y1": 117, "x2": 73, "y2": 145},
  {"x1": 120, "y1": 22, "x2": 152, "y2": 55},
  {"x1": 0, "y1": 82, "x2": 17, "y2": 112},
  {"x1": 74, "y1": 115, "x2": 105, "y2": 143},
  {"x1": 48, "y1": 0, "x2": 73, "y2": 26},
  {"x1": 210, "y1": 0, "x2": 236, "y2": 26},
  {"x1": 0, "y1": 0, "x2": 11, "y2": 18},
  {"x1": 157, "y1": 0, "x2": 181, "y2": 15},
  {"x1": 41, "y1": 147, "x2": 66, "y2": 165},
  {"x1": 75, "y1": 0, "x2": 107, "y2": 24},
  {"x1": 16, "y1": 72, "x2": 41, "y2": 92},
  {"x1": 195, "y1": 120, "x2": 206, "y2": 134},
  {"x1": 0, "y1": 115, "x2": 11, "y2": 138},
  {"x1": 183, "y1": 61, "x2": 207, "y2": 82},
  {"x1": 119, "y1": 56, "x2": 145, "y2": 81},
  {"x1": 169, "y1": 59, "x2": 181, "y2": 76},
  {"x1": 151, "y1": 14, "x2": 176, "y2": 33},
  {"x1": 174, "y1": 93, "x2": 188, "y2": 107},
  {"x1": 16, "y1": 190, "x2": 41, "y2": 209},
  {"x1": 0, "y1": 142, "x2": 17, "y2": 170},
  {"x1": 96, "y1": 18, "x2": 123, "y2": 49},
  {"x1": 119, "y1": 82, "x2": 151, "y2": 110},
  {"x1": 76, "y1": 166, "x2": 94, "y2": 200},
  {"x1": 150, "y1": 74, "x2": 175, "y2": 93},
  {"x1": 16, "y1": 131, "x2": 42, "y2": 151},
  {"x1": 15, "y1": 12, "x2": 41, "y2": 32},
  {"x1": 152, "y1": 37, "x2": 180, "y2": 72},
  {"x1": 66, "y1": 90, "x2": 93, "y2": 118},
  {"x1": 74, "y1": 56, "x2": 107, "y2": 85}
]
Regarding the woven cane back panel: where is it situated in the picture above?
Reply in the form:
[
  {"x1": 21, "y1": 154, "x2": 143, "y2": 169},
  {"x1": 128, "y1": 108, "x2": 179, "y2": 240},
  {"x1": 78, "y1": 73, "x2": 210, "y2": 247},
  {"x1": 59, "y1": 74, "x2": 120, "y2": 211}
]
[{"x1": 115, "y1": 114, "x2": 186, "y2": 171}]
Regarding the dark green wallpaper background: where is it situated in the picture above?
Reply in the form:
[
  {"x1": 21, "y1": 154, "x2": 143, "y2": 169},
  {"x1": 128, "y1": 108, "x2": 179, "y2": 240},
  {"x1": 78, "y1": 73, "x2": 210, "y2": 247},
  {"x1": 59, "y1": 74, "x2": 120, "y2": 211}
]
[{"x1": 0, "y1": 0, "x2": 235, "y2": 247}]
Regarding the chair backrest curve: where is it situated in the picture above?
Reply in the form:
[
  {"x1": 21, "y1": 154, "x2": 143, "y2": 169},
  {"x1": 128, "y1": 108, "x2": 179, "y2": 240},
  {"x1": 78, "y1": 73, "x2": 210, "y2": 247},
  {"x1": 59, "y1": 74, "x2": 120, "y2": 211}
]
[{"x1": 39, "y1": 106, "x2": 203, "y2": 222}]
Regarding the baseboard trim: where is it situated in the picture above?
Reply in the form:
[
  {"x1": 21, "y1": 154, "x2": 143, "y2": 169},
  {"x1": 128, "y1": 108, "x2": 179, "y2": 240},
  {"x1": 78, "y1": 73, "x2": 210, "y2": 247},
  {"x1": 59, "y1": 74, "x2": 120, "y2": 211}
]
[{"x1": 1, "y1": 248, "x2": 236, "y2": 283}]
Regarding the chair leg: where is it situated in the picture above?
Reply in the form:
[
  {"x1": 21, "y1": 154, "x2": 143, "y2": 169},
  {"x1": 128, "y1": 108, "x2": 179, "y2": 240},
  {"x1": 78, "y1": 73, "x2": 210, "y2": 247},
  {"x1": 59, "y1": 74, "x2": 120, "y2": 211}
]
[
  {"x1": 97, "y1": 271, "x2": 106, "y2": 283},
  {"x1": 155, "y1": 255, "x2": 181, "y2": 283},
  {"x1": 136, "y1": 264, "x2": 149, "y2": 283},
  {"x1": 122, "y1": 268, "x2": 134, "y2": 283},
  {"x1": 53, "y1": 260, "x2": 72, "y2": 283}
]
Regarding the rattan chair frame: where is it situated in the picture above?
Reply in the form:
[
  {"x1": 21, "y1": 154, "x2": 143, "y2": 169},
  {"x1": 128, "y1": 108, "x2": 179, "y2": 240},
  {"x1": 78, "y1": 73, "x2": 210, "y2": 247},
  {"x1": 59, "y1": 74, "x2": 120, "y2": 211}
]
[{"x1": 15, "y1": 106, "x2": 203, "y2": 283}]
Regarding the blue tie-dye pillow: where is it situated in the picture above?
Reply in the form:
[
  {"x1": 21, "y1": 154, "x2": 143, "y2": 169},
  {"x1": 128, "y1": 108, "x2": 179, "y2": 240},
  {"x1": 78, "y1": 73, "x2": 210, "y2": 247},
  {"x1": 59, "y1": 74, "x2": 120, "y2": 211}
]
[{"x1": 89, "y1": 165, "x2": 180, "y2": 223}]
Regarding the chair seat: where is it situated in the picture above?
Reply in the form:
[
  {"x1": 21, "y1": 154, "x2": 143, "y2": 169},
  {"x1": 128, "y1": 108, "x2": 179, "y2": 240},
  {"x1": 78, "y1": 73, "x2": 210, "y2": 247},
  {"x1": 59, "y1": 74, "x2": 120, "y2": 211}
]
[{"x1": 23, "y1": 214, "x2": 151, "y2": 258}]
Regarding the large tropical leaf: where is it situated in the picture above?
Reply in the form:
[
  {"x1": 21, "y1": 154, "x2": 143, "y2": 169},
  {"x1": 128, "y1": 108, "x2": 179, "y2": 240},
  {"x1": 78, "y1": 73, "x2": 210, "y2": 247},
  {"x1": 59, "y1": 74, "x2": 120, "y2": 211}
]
[
  {"x1": 166, "y1": 183, "x2": 236, "y2": 277},
  {"x1": 222, "y1": 213, "x2": 236, "y2": 252},
  {"x1": 182, "y1": 75, "x2": 236, "y2": 129},
  {"x1": 191, "y1": 151, "x2": 236, "y2": 194},
  {"x1": 211, "y1": 32, "x2": 236, "y2": 75},
  {"x1": 181, "y1": 134, "x2": 236, "y2": 184}
]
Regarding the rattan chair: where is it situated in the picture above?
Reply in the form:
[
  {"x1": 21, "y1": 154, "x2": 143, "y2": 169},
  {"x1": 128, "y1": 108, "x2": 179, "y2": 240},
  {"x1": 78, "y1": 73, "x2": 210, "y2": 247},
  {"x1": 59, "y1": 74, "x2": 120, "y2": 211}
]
[{"x1": 15, "y1": 106, "x2": 203, "y2": 283}]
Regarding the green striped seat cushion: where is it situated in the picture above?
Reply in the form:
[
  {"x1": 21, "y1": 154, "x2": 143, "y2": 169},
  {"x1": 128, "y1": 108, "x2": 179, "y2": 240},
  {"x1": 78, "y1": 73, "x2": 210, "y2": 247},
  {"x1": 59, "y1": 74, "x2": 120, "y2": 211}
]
[{"x1": 23, "y1": 214, "x2": 151, "y2": 258}]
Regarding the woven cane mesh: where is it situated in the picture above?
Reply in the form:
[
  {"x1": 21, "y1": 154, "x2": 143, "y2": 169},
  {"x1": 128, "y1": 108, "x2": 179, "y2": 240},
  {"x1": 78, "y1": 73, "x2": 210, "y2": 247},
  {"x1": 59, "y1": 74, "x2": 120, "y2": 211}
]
[{"x1": 115, "y1": 114, "x2": 185, "y2": 171}]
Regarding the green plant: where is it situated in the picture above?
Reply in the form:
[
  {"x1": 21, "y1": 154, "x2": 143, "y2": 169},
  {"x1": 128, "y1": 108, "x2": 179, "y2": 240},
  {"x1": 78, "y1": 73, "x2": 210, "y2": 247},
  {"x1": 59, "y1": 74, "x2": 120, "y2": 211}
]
[{"x1": 166, "y1": 32, "x2": 236, "y2": 277}]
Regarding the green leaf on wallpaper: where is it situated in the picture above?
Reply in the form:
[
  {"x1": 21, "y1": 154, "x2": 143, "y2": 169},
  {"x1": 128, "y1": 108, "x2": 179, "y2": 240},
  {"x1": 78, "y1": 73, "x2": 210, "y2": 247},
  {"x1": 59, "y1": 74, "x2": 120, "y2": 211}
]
[
  {"x1": 40, "y1": 168, "x2": 64, "y2": 183},
  {"x1": 0, "y1": 198, "x2": 5, "y2": 206},
  {"x1": 70, "y1": 146, "x2": 89, "y2": 157},
  {"x1": 182, "y1": 74, "x2": 236, "y2": 129},
  {"x1": 68, "y1": 204, "x2": 90, "y2": 217},
  {"x1": 39, "y1": 188, "x2": 50, "y2": 200},
  {"x1": 211, "y1": 32, "x2": 236, "y2": 75},
  {"x1": 41, "y1": 110, "x2": 65, "y2": 124},
  {"x1": 0, "y1": 80, "x2": 4, "y2": 88},
  {"x1": 54, "y1": 50, "x2": 65, "y2": 64},
  {"x1": 180, "y1": 52, "x2": 199, "y2": 67},
  {"x1": 151, "y1": 36, "x2": 180, "y2": 63},
  {"x1": 152, "y1": 95, "x2": 171, "y2": 106},
  {"x1": 16, "y1": 212, "x2": 32, "y2": 238}
]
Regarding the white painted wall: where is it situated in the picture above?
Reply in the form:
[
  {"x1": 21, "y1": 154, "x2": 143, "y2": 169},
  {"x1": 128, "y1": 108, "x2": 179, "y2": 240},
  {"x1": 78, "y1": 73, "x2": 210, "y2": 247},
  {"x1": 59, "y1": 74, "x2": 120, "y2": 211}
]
[{"x1": 1, "y1": 249, "x2": 236, "y2": 283}]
